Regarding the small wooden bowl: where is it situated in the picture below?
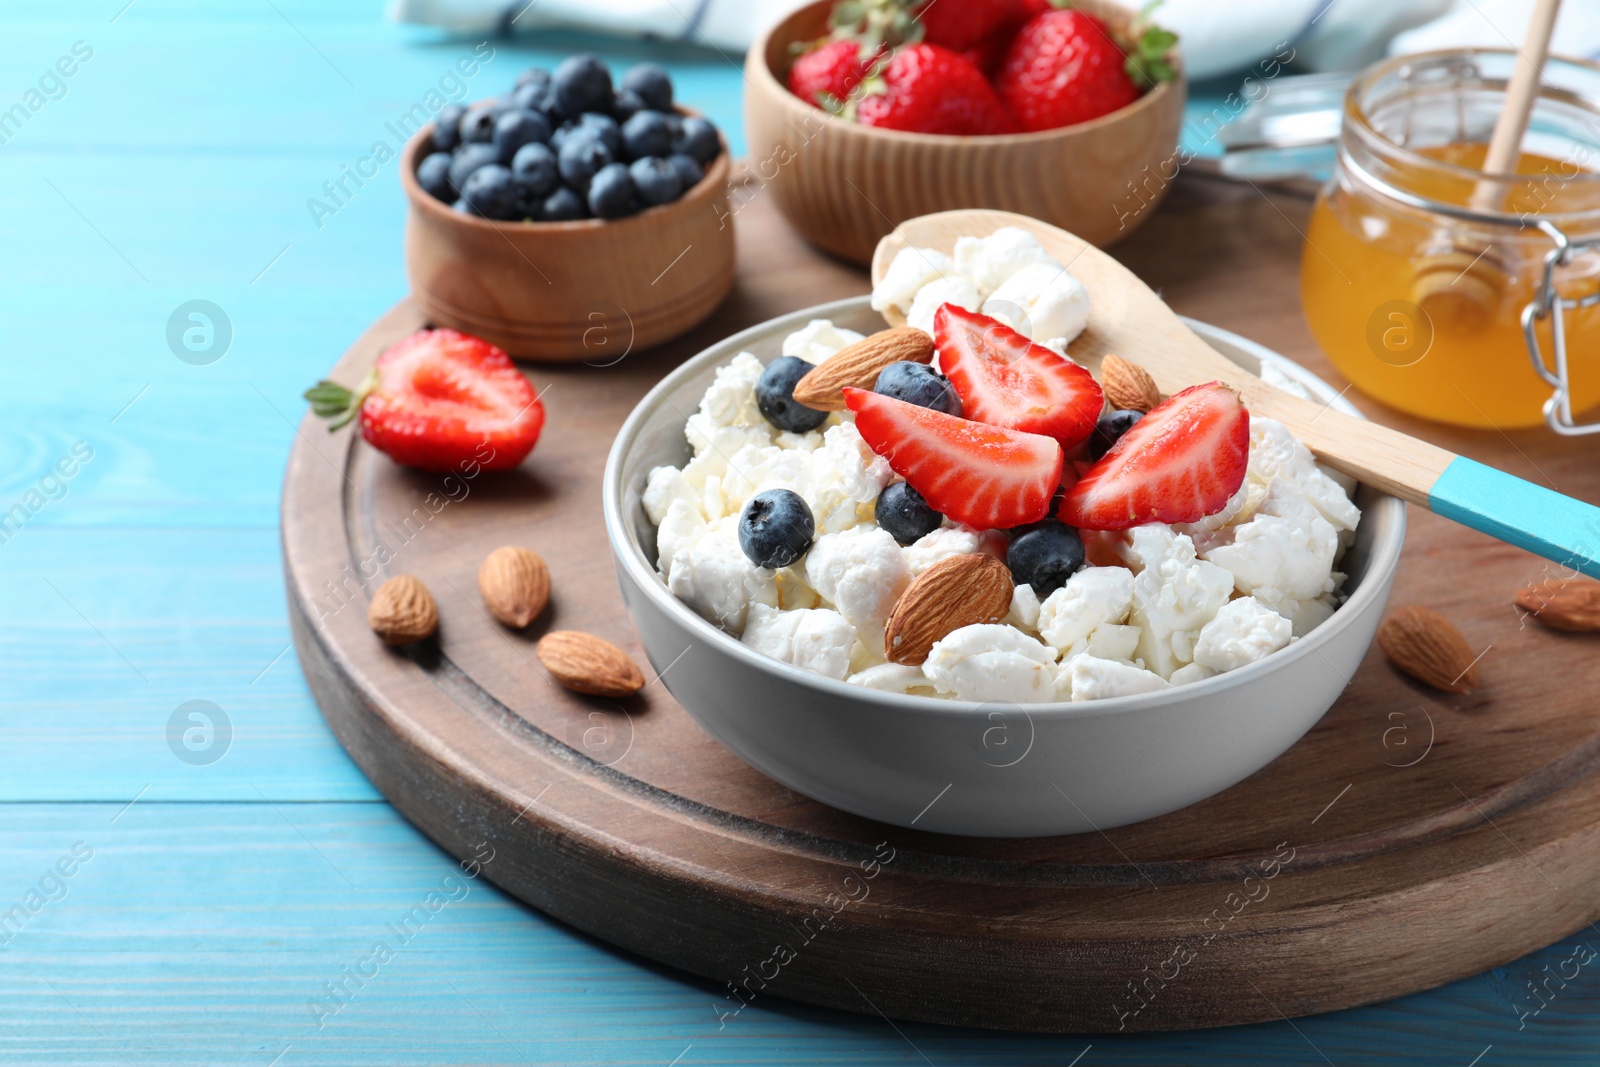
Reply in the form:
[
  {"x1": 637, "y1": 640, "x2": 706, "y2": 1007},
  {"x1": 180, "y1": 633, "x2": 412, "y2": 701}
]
[
  {"x1": 743, "y1": 0, "x2": 1186, "y2": 264},
  {"x1": 400, "y1": 124, "x2": 736, "y2": 362}
]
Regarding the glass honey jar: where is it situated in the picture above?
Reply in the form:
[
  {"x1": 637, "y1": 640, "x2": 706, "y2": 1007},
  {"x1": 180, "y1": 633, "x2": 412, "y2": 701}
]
[{"x1": 1301, "y1": 49, "x2": 1600, "y2": 432}]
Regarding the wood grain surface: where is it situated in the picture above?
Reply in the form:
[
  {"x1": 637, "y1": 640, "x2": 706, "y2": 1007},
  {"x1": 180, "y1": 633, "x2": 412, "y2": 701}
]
[{"x1": 284, "y1": 167, "x2": 1600, "y2": 1033}]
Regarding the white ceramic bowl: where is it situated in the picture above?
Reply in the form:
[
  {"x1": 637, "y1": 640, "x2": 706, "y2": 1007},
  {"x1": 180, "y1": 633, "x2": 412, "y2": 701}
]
[{"x1": 603, "y1": 298, "x2": 1405, "y2": 837}]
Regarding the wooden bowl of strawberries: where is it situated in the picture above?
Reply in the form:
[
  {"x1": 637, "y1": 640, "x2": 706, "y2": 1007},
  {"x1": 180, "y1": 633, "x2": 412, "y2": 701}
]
[{"x1": 743, "y1": 0, "x2": 1184, "y2": 264}]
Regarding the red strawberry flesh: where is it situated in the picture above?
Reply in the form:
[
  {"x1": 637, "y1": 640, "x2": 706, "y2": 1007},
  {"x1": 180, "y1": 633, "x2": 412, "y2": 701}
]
[
  {"x1": 934, "y1": 304, "x2": 1103, "y2": 450},
  {"x1": 1060, "y1": 382, "x2": 1248, "y2": 530},
  {"x1": 787, "y1": 39, "x2": 877, "y2": 109},
  {"x1": 995, "y1": 9, "x2": 1142, "y2": 132},
  {"x1": 360, "y1": 328, "x2": 543, "y2": 472},
  {"x1": 856, "y1": 43, "x2": 1017, "y2": 135},
  {"x1": 845, "y1": 386, "x2": 1062, "y2": 530}
]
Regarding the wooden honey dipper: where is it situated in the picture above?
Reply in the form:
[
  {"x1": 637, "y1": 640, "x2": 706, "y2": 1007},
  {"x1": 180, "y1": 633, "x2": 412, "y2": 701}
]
[{"x1": 1410, "y1": 0, "x2": 1562, "y2": 327}]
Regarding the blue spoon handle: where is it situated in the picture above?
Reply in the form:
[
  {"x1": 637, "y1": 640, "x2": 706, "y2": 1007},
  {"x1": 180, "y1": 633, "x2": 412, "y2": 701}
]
[{"x1": 1429, "y1": 457, "x2": 1600, "y2": 580}]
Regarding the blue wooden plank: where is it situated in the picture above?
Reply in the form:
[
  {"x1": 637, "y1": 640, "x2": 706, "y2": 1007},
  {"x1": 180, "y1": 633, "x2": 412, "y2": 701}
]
[
  {"x1": 0, "y1": 527, "x2": 379, "y2": 801},
  {"x1": 0, "y1": 0, "x2": 1588, "y2": 1058},
  {"x1": 0, "y1": 801, "x2": 1592, "y2": 1066}
]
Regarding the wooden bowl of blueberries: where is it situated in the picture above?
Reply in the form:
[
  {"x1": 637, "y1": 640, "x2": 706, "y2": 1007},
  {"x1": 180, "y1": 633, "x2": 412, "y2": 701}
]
[{"x1": 402, "y1": 55, "x2": 735, "y2": 362}]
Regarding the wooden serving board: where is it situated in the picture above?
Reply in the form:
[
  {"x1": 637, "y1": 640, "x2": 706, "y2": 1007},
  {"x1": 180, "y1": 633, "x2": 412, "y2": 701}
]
[{"x1": 283, "y1": 170, "x2": 1600, "y2": 1033}]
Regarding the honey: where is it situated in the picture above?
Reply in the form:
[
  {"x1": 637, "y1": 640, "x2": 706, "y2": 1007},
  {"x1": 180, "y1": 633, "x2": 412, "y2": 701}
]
[
  {"x1": 1299, "y1": 49, "x2": 1600, "y2": 431},
  {"x1": 1303, "y1": 142, "x2": 1600, "y2": 428}
]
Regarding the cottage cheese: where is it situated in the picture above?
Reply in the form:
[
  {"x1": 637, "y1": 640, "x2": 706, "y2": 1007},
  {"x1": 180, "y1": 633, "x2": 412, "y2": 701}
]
[
  {"x1": 953, "y1": 228, "x2": 1060, "y2": 299},
  {"x1": 902, "y1": 525, "x2": 985, "y2": 575},
  {"x1": 1064, "y1": 655, "x2": 1172, "y2": 701},
  {"x1": 783, "y1": 319, "x2": 864, "y2": 365},
  {"x1": 906, "y1": 275, "x2": 982, "y2": 336},
  {"x1": 1037, "y1": 566, "x2": 1135, "y2": 657},
  {"x1": 871, "y1": 248, "x2": 957, "y2": 320},
  {"x1": 982, "y1": 262, "x2": 1090, "y2": 350},
  {"x1": 806, "y1": 525, "x2": 911, "y2": 653},
  {"x1": 665, "y1": 517, "x2": 777, "y2": 632},
  {"x1": 646, "y1": 317, "x2": 1361, "y2": 702},
  {"x1": 1192, "y1": 596, "x2": 1293, "y2": 673},
  {"x1": 924, "y1": 624, "x2": 1058, "y2": 703},
  {"x1": 743, "y1": 603, "x2": 857, "y2": 681},
  {"x1": 877, "y1": 227, "x2": 1090, "y2": 350}
]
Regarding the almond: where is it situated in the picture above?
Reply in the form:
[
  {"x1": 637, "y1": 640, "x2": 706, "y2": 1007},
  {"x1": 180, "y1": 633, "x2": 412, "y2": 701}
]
[
  {"x1": 1516, "y1": 577, "x2": 1600, "y2": 632},
  {"x1": 792, "y1": 327, "x2": 936, "y2": 411},
  {"x1": 537, "y1": 630, "x2": 646, "y2": 697},
  {"x1": 478, "y1": 546, "x2": 550, "y2": 628},
  {"x1": 884, "y1": 554, "x2": 1014, "y2": 666},
  {"x1": 368, "y1": 574, "x2": 438, "y2": 646},
  {"x1": 1377, "y1": 605, "x2": 1480, "y2": 693},
  {"x1": 1100, "y1": 354, "x2": 1161, "y2": 413}
]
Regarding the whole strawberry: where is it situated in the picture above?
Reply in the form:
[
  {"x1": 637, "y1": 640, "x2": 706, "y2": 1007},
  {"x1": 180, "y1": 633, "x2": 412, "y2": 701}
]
[
  {"x1": 788, "y1": 39, "x2": 879, "y2": 110},
  {"x1": 995, "y1": 9, "x2": 1144, "y2": 131},
  {"x1": 913, "y1": 0, "x2": 1025, "y2": 53},
  {"x1": 305, "y1": 328, "x2": 544, "y2": 472},
  {"x1": 857, "y1": 43, "x2": 1017, "y2": 135}
]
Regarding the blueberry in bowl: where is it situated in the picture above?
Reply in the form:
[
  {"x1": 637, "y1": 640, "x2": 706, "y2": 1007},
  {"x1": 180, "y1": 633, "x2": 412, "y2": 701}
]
[{"x1": 400, "y1": 56, "x2": 735, "y2": 360}]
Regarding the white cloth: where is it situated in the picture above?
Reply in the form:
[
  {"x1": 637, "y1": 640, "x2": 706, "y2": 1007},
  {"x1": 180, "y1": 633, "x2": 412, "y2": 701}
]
[{"x1": 389, "y1": 0, "x2": 1600, "y2": 78}]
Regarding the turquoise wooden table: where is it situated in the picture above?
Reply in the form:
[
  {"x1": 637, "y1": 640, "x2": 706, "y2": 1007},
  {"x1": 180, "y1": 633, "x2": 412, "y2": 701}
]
[{"x1": 4, "y1": 2, "x2": 1598, "y2": 1062}]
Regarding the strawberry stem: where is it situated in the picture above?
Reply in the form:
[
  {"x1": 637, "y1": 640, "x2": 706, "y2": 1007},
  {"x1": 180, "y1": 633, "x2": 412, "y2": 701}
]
[
  {"x1": 304, "y1": 368, "x2": 377, "y2": 432},
  {"x1": 1125, "y1": 0, "x2": 1178, "y2": 86}
]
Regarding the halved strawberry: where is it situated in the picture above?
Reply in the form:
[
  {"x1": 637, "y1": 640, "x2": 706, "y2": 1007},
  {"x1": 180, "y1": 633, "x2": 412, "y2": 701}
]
[
  {"x1": 1059, "y1": 382, "x2": 1248, "y2": 530},
  {"x1": 844, "y1": 386, "x2": 1062, "y2": 530},
  {"x1": 305, "y1": 328, "x2": 543, "y2": 472},
  {"x1": 935, "y1": 304, "x2": 1103, "y2": 450}
]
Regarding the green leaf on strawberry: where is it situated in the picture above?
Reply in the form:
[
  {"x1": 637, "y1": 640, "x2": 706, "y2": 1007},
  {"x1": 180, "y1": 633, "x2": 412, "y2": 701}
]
[
  {"x1": 303, "y1": 371, "x2": 377, "y2": 431},
  {"x1": 1124, "y1": 1, "x2": 1178, "y2": 87}
]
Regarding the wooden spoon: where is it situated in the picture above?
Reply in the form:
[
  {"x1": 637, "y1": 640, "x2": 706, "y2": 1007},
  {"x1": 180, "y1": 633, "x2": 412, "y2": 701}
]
[
  {"x1": 1411, "y1": 0, "x2": 1562, "y2": 325},
  {"x1": 873, "y1": 209, "x2": 1600, "y2": 579}
]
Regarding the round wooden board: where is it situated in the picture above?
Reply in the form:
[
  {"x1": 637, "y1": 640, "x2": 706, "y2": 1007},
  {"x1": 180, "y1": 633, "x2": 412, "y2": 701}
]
[{"x1": 284, "y1": 171, "x2": 1600, "y2": 1033}]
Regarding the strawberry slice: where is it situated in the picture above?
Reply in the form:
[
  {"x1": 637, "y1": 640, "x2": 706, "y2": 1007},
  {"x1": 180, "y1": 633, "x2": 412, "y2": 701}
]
[
  {"x1": 1059, "y1": 382, "x2": 1248, "y2": 530},
  {"x1": 935, "y1": 304, "x2": 1103, "y2": 450},
  {"x1": 844, "y1": 386, "x2": 1063, "y2": 531},
  {"x1": 305, "y1": 328, "x2": 543, "y2": 472}
]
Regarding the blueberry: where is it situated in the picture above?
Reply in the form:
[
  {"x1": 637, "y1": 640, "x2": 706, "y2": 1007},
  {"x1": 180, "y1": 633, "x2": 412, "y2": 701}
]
[
  {"x1": 511, "y1": 80, "x2": 550, "y2": 113},
  {"x1": 576, "y1": 112, "x2": 621, "y2": 155},
  {"x1": 492, "y1": 108, "x2": 551, "y2": 160},
  {"x1": 542, "y1": 185, "x2": 588, "y2": 221},
  {"x1": 611, "y1": 88, "x2": 645, "y2": 123},
  {"x1": 432, "y1": 104, "x2": 466, "y2": 152},
  {"x1": 874, "y1": 361, "x2": 960, "y2": 414},
  {"x1": 666, "y1": 153, "x2": 704, "y2": 190},
  {"x1": 1007, "y1": 521, "x2": 1086, "y2": 597},
  {"x1": 875, "y1": 481, "x2": 943, "y2": 546},
  {"x1": 672, "y1": 115, "x2": 719, "y2": 164},
  {"x1": 587, "y1": 162, "x2": 636, "y2": 219},
  {"x1": 516, "y1": 67, "x2": 552, "y2": 92},
  {"x1": 756, "y1": 356, "x2": 828, "y2": 433},
  {"x1": 415, "y1": 152, "x2": 453, "y2": 201},
  {"x1": 458, "y1": 107, "x2": 497, "y2": 145},
  {"x1": 451, "y1": 198, "x2": 479, "y2": 216},
  {"x1": 460, "y1": 164, "x2": 520, "y2": 220},
  {"x1": 621, "y1": 110, "x2": 674, "y2": 161},
  {"x1": 629, "y1": 157, "x2": 682, "y2": 207},
  {"x1": 552, "y1": 53, "x2": 613, "y2": 119},
  {"x1": 1089, "y1": 409, "x2": 1143, "y2": 460},
  {"x1": 557, "y1": 134, "x2": 614, "y2": 193},
  {"x1": 739, "y1": 489, "x2": 815, "y2": 569},
  {"x1": 510, "y1": 142, "x2": 558, "y2": 199},
  {"x1": 621, "y1": 63, "x2": 673, "y2": 111},
  {"x1": 447, "y1": 142, "x2": 501, "y2": 194}
]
